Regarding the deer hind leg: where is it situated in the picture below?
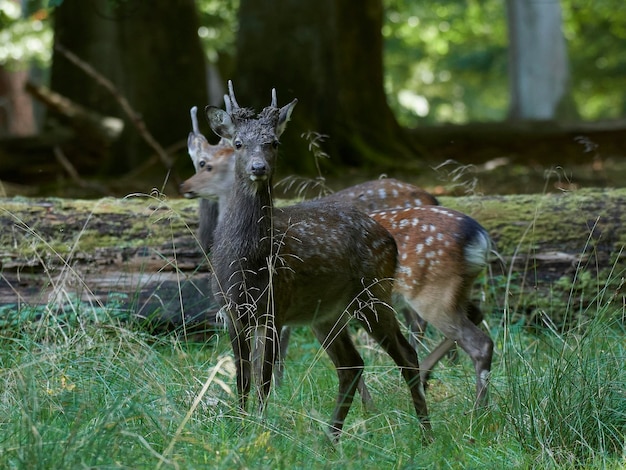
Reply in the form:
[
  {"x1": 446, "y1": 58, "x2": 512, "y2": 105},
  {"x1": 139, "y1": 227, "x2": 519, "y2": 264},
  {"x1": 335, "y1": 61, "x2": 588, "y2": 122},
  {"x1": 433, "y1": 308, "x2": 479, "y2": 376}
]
[
  {"x1": 418, "y1": 301, "x2": 485, "y2": 387},
  {"x1": 312, "y1": 322, "x2": 366, "y2": 440},
  {"x1": 396, "y1": 293, "x2": 461, "y2": 364},
  {"x1": 395, "y1": 293, "x2": 427, "y2": 351},
  {"x1": 456, "y1": 310, "x2": 492, "y2": 408},
  {"x1": 274, "y1": 325, "x2": 292, "y2": 387},
  {"x1": 359, "y1": 303, "x2": 431, "y2": 430}
]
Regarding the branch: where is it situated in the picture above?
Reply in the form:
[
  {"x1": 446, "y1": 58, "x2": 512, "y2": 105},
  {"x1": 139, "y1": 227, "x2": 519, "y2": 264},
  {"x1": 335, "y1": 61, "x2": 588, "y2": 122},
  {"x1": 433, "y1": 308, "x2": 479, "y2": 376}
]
[
  {"x1": 54, "y1": 43, "x2": 174, "y2": 171},
  {"x1": 53, "y1": 146, "x2": 111, "y2": 195}
]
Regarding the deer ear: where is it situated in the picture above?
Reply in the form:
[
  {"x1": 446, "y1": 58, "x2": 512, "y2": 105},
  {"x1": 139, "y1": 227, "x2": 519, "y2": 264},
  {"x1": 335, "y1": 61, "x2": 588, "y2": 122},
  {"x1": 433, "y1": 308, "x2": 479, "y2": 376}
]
[
  {"x1": 276, "y1": 99, "x2": 297, "y2": 138},
  {"x1": 187, "y1": 132, "x2": 197, "y2": 161},
  {"x1": 206, "y1": 105, "x2": 235, "y2": 141},
  {"x1": 187, "y1": 132, "x2": 208, "y2": 170}
]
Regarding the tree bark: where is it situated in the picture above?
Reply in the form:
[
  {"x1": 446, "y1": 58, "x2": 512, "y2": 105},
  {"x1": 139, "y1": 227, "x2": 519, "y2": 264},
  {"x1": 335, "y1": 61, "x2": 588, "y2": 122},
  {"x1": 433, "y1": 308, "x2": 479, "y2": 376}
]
[
  {"x1": 1, "y1": 189, "x2": 624, "y2": 331},
  {"x1": 506, "y1": 0, "x2": 577, "y2": 120},
  {"x1": 234, "y1": 0, "x2": 419, "y2": 176},
  {"x1": 0, "y1": 67, "x2": 36, "y2": 136}
]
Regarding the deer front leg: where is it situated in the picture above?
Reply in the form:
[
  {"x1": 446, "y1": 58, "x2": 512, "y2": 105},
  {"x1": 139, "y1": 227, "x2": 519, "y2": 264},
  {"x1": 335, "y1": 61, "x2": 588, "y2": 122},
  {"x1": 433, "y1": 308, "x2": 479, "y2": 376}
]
[
  {"x1": 252, "y1": 316, "x2": 280, "y2": 412},
  {"x1": 227, "y1": 317, "x2": 252, "y2": 411},
  {"x1": 312, "y1": 323, "x2": 365, "y2": 441}
]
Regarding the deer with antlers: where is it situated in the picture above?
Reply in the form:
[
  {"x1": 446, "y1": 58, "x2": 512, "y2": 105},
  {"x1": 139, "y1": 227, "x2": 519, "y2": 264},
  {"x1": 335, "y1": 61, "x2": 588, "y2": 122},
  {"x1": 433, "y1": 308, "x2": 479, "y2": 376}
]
[
  {"x1": 195, "y1": 82, "x2": 430, "y2": 440},
  {"x1": 182, "y1": 103, "x2": 493, "y2": 409},
  {"x1": 186, "y1": 105, "x2": 438, "y2": 349}
]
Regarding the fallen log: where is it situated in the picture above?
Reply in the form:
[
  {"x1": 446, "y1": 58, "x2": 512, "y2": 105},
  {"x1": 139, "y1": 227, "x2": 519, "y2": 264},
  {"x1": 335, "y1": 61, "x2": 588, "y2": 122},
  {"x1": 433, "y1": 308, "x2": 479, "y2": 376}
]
[
  {"x1": 407, "y1": 118, "x2": 626, "y2": 165},
  {"x1": 0, "y1": 188, "x2": 624, "y2": 333}
]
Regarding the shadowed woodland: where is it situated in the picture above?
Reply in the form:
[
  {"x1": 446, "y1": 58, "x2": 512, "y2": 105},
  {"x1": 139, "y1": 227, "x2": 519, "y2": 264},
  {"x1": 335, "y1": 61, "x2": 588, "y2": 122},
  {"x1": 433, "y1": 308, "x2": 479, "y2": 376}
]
[{"x1": 0, "y1": 0, "x2": 625, "y2": 197}]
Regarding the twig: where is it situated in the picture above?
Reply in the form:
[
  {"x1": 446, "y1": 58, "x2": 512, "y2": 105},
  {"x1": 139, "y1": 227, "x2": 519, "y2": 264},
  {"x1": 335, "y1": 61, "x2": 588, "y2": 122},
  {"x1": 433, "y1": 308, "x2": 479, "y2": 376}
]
[
  {"x1": 53, "y1": 146, "x2": 111, "y2": 195},
  {"x1": 54, "y1": 43, "x2": 174, "y2": 172}
]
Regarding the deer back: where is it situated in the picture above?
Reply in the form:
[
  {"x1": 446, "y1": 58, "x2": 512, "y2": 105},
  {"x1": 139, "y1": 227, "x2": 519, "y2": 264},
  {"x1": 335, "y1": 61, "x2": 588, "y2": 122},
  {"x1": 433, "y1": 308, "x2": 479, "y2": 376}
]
[
  {"x1": 369, "y1": 206, "x2": 490, "y2": 324},
  {"x1": 261, "y1": 200, "x2": 398, "y2": 326},
  {"x1": 325, "y1": 178, "x2": 439, "y2": 212},
  {"x1": 181, "y1": 138, "x2": 440, "y2": 230}
]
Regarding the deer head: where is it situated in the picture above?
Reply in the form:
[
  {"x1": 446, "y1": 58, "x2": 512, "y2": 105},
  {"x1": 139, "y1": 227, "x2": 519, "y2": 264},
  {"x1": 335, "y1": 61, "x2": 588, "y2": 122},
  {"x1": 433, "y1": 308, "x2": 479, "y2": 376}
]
[{"x1": 205, "y1": 81, "x2": 296, "y2": 187}]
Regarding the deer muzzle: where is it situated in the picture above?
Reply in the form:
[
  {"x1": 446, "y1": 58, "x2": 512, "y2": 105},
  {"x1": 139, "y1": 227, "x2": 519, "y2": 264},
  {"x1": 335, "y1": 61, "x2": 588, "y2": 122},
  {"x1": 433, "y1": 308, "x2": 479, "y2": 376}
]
[
  {"x1": 179, "y1": 181, "x2": 198, "y2": 199},
  {"x1": 249, "y1": 159, "x2": 269, "y2": 181}
]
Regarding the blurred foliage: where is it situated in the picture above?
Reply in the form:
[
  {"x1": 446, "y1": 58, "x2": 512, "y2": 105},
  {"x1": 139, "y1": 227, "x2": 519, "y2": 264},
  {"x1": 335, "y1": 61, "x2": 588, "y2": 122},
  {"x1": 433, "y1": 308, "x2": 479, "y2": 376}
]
[
  {"x1": 383, "y1": 0, "x2": 626, "y2": 125},
  {"x1": 195, "y1": 0, "x2": 239, "y2": 64},
  {"x1": 1, "y1": 0, "x2": 624, "y2": 124},
  {"x1": 564, "y1": 1, "x2": 626, "y2": 120},
  {"x1": 0, "y1": 0, "x2": 52, "y2": 68},
  {"x1": 383, "y1": 0, "x2": 508, "y2": 124}
]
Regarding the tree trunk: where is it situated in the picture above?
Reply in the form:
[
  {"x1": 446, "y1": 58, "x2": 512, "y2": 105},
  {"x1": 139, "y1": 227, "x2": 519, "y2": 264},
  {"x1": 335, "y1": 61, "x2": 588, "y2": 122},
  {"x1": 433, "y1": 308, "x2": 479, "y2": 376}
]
[
  {"x1": 1, "y1": 189, "x2": 624, "y2": 331},
  {"x1": 506, "y1": 0, "x2": 577, "y2": 120},
  {"x1": 0, "y1": 67, "x2": 36, "y2": 137},
  {"x1": 234, "y1": 0, "x2": 420, "y2": 176},
  {"x1": 50, "y1": 0, "x2": 208, "y2": 174}
]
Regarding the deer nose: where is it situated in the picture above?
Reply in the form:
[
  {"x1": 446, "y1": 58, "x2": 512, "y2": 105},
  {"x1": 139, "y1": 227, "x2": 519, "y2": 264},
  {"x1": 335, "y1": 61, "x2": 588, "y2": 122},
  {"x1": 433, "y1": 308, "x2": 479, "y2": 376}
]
[
  {"x1": 249, "y1": 159, "x2": 269, "y2": 181},
  {"x1": 179, "y1": 183, "x2": 197, "y2": 198}
]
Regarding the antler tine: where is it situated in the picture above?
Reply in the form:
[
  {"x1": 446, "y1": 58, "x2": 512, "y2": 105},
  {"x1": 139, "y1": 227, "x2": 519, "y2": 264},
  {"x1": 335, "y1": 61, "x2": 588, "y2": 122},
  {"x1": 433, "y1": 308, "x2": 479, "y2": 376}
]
[
  {"x1": 227, "y1": 80, "x2": 240, "y2": 109},
  {"x1": 190, "y1": 106, "x2": 199, "y2": 134},
  {"x1": 271, "y1": 88, "x2": 277, "y2": 108},
  {"x1": 224, "y1": 94, "x2": 232, "y2": 115}
]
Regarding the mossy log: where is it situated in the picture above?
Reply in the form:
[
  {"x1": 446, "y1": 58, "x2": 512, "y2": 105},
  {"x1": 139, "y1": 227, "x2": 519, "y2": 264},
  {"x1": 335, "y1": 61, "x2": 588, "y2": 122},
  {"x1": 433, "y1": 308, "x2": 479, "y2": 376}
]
[{"x1": 1, "y1": 188, "x2": 624, "y2": 333}]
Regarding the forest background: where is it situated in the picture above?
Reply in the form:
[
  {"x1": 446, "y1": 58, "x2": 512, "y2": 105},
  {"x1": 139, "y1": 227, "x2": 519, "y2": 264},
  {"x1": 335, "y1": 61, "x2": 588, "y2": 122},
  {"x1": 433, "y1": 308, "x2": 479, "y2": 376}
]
[{"x1": 1, "y1": 0, "x2": 625, "y2": 198}]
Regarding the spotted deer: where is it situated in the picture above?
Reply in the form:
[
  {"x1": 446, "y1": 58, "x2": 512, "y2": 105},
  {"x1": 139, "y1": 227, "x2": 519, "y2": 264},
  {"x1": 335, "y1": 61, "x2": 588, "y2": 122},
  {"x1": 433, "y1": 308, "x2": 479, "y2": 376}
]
[
  {"x1": 195, "y1": 81, "x2": 430, "y2": 440},
  {"x1": 370, "y1": 207, "x2": 492, "y2": 405},
  {"x1": 181, "y1": 106, "x2": 493, "y2": 408}
]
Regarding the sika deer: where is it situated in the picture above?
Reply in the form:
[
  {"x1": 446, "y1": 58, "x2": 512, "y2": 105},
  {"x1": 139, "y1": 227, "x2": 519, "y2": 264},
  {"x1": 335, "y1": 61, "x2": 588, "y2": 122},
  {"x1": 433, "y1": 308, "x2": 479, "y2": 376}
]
[
  {"x1": 201, "y1": 81, "x2": 430, "y2": 439},
  {"x1": 186, "y1": 105, "x2": 234, "y2": 252},
  {"x1": 368, "y1": 207, "x2": 493, "y2": 406},
  {"x1": 181, "y1": 111, "x2": 493, "y2": 408},
  {"x1": 186, "y1": 106, "x2": 442, "y2": 334},
  {"x1": 184, "y1": 109, "x2": 438, "y2": 348}
]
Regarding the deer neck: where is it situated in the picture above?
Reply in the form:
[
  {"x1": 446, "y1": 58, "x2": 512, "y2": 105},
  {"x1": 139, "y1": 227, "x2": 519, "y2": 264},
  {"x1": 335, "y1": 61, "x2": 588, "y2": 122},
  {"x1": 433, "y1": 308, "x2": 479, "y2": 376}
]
[{"x1": 215, "y1": 177, "x2": 274, "y2": 263}]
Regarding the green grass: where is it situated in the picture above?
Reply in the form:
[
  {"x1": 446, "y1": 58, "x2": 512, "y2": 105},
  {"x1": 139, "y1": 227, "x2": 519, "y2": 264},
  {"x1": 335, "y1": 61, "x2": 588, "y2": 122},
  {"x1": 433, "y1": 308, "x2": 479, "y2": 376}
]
[{"x1": 0, "y1": 290, "x2": 624, "y2": 469}]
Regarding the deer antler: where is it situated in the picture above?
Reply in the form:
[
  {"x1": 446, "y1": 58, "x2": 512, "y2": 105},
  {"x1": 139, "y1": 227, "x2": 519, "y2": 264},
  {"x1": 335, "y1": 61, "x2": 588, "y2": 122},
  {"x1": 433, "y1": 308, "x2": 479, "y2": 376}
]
[
  {"x1": 224, "y1": 95, "x2": 233, "y2": 115},
  {"x1": 271, "y1": 88, "x2": 277, "y2": 108},
  {"x1": 227, "y1": 80, "x2": 240, "y2": 109},
  {"x1": 190, "y1": 106, "x2": 200, "y2": 134}
]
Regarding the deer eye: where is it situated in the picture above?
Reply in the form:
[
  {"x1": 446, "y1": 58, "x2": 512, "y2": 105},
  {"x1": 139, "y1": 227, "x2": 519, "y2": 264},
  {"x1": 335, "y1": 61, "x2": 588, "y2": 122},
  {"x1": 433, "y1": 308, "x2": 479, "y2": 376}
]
[
  {"x1": 198, "y1": 160, "x2": 206, "y2": 168},
  {"x1": 272, "y1": 140, "x2": 279, "y2": 149},
  {"x1": 234, "y1": 139, "x2": 243, "y2": 149},
  {"x1": 205, "y1": 164, "x2": 213, "y2": 172}
]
